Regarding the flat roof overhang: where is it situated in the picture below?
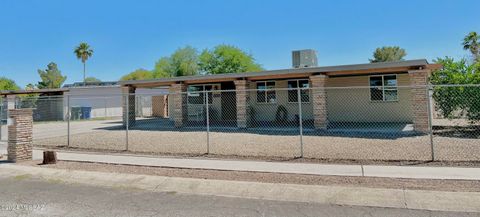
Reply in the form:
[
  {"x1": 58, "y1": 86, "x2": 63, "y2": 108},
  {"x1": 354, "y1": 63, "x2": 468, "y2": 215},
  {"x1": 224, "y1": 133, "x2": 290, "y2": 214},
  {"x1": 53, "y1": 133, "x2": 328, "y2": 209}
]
[
  {"x1": 120, "y1": 59, "x2": 442, "y2": 88},
  {"x1": 0, "y1": 88, "x2": 69, "y2": 96}
]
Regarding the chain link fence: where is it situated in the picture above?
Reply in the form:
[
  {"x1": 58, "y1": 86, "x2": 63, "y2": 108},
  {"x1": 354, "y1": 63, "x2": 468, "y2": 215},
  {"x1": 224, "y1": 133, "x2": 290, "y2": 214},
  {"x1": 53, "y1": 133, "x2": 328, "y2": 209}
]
[{"x1": 3, "y1": 84, "x2": 479, "y2": 162}]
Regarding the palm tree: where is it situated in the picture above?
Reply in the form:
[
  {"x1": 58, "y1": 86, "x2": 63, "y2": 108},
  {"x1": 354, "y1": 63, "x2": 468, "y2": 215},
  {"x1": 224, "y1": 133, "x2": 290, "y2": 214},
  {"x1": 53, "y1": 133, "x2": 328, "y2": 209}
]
[
  {"x1": 462, "y1": 32, "x2": 480, "y2": 62},
  {"x1": 74, "y1": 42, "x2": 94, "y2": 85}
]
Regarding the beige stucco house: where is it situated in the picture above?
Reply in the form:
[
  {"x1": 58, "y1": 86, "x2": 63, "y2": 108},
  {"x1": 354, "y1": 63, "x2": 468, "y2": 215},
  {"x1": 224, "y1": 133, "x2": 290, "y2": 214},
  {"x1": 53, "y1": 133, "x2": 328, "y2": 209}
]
[{"x1": 119, "y1": 59, "x2": 441, "y2": 133}]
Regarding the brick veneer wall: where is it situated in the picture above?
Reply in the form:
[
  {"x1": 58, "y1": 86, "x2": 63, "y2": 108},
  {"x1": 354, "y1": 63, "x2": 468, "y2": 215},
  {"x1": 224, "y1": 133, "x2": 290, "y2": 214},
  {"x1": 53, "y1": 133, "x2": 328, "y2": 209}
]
[
  {"x1": 169, "y1": 83, "x2": 187, "y2": 127},
  {"x1": 310, "y1": 75, "x2": 328, "y2": 129},
  {"x1": 7, "y1": 109, "x2": 33, "y2": 162},
  {"x1": 234, "y1": 80, "x2": 249, "y2": 128},
  {"x1": 408, "y1": 70, "x2": 431, "y2": 133}
]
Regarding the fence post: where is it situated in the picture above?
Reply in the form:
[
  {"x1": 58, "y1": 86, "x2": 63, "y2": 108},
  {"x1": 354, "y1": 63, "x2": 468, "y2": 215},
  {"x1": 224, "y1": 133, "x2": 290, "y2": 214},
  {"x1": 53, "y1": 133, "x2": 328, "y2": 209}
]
[
  {"x1": 297, "y1": 88, "x2": 304, "y2": 158},
  {"x1": 0, "y1": 104, "x2": 2, "y2": 141},
  {"x1": 205, "y1": 90, "x2": 210, "y2": 154},
  {"x1": 125, "y1": 94, "x2": 129, "y2": 151},
  {"x1": 426, "y1": 85, "x2": 434, "y2": 161},
  {"x1": 67, "y1": 95, "x2": 70, "y2": 147},
  {"x1": 0, "y1": 103, "x2": 3, "y2": 141},
  {"x1": 104, "y1": 97, "x2": 108, "y2": 118}
]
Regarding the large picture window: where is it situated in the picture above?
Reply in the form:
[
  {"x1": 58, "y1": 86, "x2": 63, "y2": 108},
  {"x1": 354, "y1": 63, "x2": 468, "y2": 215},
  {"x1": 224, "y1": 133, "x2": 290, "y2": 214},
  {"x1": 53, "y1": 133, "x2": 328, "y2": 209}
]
[
  {"x1": 288, "y1": 80, "x2": 310, "y2": 103},
  {"x1": 187, "y1": 85, "x2": 214, "y2": 104},
  {"x1": 369, "y1": 75, "x2": 398, "y2": 101},
  {"x1": 256, "y1": 81, "x2": 276, "y2": 103}
]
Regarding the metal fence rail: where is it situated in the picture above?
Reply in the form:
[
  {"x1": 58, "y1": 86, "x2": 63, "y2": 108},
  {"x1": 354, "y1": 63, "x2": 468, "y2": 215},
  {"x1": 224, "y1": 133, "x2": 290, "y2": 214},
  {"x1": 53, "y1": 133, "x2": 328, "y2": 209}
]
[{"x1": 5, "y1": 84, "x2": 480, "y2": 162}]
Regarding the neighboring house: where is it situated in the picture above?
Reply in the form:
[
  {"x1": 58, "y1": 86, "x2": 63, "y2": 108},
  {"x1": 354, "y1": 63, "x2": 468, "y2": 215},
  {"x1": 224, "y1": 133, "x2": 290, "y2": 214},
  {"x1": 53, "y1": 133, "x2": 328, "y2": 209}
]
[
  {"x1": 64, "y1": 81, "x2": 168, "y2": 119},
  {"x1": 0, "y1": 82, "x2": 168, "y2": 122},
  {"x1": 120, "y1": 50, "x2": 442, "y2": 133}
]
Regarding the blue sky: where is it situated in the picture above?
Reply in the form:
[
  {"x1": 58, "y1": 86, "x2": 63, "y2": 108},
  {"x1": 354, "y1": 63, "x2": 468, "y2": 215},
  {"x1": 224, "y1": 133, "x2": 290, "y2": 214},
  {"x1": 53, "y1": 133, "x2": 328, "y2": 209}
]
[{"x1": 1, "y1": 0, "x2": 479, "y2": 87}]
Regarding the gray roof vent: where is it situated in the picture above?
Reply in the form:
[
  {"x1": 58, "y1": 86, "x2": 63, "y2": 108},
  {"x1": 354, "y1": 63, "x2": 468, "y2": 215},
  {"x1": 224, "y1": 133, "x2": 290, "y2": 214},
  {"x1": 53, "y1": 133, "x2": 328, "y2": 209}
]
[{"x1": 292, "y1": 49, "x2": 318, "y2": 68}]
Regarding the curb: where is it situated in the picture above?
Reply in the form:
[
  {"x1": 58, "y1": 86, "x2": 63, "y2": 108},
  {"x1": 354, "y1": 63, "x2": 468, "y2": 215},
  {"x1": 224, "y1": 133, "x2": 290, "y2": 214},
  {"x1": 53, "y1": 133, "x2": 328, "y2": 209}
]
[{"x1": 1, "y1": 164, "x2": 479, "y2": 213}]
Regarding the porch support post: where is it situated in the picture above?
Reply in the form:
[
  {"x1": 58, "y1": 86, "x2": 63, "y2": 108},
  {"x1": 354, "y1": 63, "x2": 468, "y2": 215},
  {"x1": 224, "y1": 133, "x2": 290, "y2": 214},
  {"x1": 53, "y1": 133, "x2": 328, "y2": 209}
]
[
  {"x1": 122, "y1": 86, "x2": 136, "y2": 127},
  {"x1": 408, "y1": 69, "x2": 431, "y2": 133},
  {"x1": 6, "y1": 95, "x2": 16, "y2": 110},
  {"x1": 310, "y1": 75, "x2": 328, "y2": 130},
  {"x1": 170, "y1": 83, "x2": 186, "y2": 128},
  {"x1": 234, "y1": 80, "x2": 249, "y2": 128}
]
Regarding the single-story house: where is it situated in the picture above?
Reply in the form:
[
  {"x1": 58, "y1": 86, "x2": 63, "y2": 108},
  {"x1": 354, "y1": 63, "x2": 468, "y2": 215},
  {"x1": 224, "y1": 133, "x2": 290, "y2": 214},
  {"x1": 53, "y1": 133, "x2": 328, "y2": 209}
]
[
  {"x1": 63, "y1": 81, "x2": 168, "y2": 119},
  {"x1": 119, "y1": 52, "x2": 442, "y2": 133},
  {"x1": 1, "y1": 82, "x2": 168, "y2": 122}
]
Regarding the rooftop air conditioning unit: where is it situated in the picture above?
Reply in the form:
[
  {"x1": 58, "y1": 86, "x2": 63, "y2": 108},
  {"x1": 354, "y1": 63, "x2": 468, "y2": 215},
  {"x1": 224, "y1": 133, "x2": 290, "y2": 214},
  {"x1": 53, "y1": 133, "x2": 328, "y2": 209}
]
[{"x1": 292, "y1": 49, "x2": 318, "y2": 68}]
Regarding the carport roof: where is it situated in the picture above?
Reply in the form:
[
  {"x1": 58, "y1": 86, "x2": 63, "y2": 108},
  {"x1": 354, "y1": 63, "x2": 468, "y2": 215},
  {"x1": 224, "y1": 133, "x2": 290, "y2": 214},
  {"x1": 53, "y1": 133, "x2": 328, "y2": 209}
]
[
  {"x1": 0, "y1": 88, "x2": 69, "y2": 96},
  {"x1": 119, "y1": 59, "x2": 442, "y2": 88}
]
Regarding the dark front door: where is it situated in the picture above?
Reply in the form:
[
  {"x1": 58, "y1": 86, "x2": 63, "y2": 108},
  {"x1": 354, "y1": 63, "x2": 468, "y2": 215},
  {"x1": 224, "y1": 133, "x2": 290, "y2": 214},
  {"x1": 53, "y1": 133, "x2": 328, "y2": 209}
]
[{"x1": 221, "y1": 82, "x2": 237, "y2": 121}]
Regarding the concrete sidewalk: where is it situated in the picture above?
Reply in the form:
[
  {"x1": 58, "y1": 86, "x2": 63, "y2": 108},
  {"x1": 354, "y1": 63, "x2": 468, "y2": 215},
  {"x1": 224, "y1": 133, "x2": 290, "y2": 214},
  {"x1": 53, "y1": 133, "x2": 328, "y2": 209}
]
[
  {"x1": 32, "y1": 149, "x2": 480, "y2": 180},
  {"x1": 1, "y1": 163, "x2": 480, "y2": 213}
]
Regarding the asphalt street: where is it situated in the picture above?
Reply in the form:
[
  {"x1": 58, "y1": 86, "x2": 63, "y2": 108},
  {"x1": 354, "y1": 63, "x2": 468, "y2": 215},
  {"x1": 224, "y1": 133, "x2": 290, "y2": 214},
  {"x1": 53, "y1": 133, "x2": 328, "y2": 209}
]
[{"x1": 0, "y1": 176, "x2": 477, "y2": 217}]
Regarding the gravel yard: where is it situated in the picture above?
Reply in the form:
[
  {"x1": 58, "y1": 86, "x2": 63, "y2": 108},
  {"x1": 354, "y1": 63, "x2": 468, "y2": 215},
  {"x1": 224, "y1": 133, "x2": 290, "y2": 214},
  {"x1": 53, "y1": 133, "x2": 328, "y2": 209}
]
[
  {"x1": 29, "y1": 118, "x2": 480, "y2": 162},
  {"x1": 33, "y1": 129, "x2": 480, "y2": 162}
]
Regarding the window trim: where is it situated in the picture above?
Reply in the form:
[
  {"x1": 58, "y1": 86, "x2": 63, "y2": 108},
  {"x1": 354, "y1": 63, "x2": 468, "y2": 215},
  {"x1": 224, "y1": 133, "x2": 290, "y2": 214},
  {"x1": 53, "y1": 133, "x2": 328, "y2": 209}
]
[
  {"x1": 187, "y1": 83, "x2": 220, "y2": 105},
  {"x1": 287, "y1": 79, "x2": 311, "y2": 103},
  {"x1": 256, "y1": 80, "x2": 277, "y2": 104},
  {"x1": 368, "y1": 74, "x2": 399, "y2": 102}
]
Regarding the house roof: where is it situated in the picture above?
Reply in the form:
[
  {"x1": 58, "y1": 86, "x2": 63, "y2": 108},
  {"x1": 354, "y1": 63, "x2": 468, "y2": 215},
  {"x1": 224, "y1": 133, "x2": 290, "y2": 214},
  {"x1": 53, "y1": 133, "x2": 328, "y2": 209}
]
[
  {"x1": 63, "y1": 81, "x2": 119, "y2": 88},
  {"x1": 0, "y1": 88, "x2": 69, "y2": 96},
  {"x1": 119, "y1": 59, "x2": 442, "y2": 88}
]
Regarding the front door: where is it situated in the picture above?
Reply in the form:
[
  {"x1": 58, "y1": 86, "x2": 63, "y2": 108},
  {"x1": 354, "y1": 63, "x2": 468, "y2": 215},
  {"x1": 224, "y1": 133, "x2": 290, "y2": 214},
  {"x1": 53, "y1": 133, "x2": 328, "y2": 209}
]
[{"x1": 221, "y1": 82, "x2": 237, "y2": 122}]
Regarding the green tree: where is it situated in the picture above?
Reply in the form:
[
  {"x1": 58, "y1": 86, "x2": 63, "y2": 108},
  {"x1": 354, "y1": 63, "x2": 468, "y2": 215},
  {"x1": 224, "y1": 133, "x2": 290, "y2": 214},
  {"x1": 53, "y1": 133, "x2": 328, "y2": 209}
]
[
  {"x1": 152, "y1": 57, "x2": 173, "y2": 78},
  {"x1": 463, "y1": 31, "x2": 480, "y2": 62},
  {"x1": 37, "y1": 62, "x2": 67, "y2": 89},
  {"x1": 369, "y1": 46, "x2": 407, "y2": 63},
  {"x1": 20, "y1": 83, "x2": 38, "y2": 109},
  {"x1": 430, "y1": 57, "x2": 480, "y2": 121},
  {"x1": 199, "y1": 45, "x2": 263, "y2": 74},
  {"x1": 169, "y1": 46, "x2": 199, "y2": 77},
  {"x1": 0, "y1": 77, "x2": 19, "y2": 91},
  {"x1": 25, "y1": 83, "x2": 36, "y2": 90},
  {"x1": 74, "y1": 42, "x2": 94, "y2": 85},
  {"x1": 120, "y1": 69, "x2": 153, "y2": 81},
  {"x1": 151, "y1": 46, "x2": 199, "y2": 78},
  {"x1": 85, "y1": 77, "x2": 101, "y2": 83}
]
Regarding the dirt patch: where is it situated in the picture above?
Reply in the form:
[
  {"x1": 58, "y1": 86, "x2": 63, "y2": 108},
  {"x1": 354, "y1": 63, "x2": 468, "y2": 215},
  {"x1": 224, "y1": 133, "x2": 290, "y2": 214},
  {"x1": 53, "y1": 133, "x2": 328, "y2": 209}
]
[{"x1": 20, "y1": 160, "x2": 480, "y2": 192}]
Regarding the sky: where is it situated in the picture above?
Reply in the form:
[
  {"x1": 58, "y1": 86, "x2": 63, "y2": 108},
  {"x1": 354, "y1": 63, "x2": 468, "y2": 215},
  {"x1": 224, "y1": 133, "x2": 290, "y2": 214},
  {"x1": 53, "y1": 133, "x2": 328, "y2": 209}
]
[{"x1": 1, "y1": 0, "x2": 479, "y2": 87}]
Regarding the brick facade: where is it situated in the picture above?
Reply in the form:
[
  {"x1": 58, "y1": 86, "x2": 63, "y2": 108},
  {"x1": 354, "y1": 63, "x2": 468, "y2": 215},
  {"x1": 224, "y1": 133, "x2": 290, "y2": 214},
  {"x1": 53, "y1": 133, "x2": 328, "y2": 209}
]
[
  {"x1": 169, "y1": 83, "x2": 187, "y2": 127},
  {"x1": 310, "y1": 75, "x2": 328, "y2": 129},
  {"x1": 122, "y1": 86, "x2": 136, "y2": 127},
  {"x1": 408, "y1": 70, "x2": 431, "y2": 133},
  {"x1": 7, "y1": 109, "x2": 33, "y2": 162},
  {"x1": 234, "y1": 80, "x2": 249, "y2": 128}
]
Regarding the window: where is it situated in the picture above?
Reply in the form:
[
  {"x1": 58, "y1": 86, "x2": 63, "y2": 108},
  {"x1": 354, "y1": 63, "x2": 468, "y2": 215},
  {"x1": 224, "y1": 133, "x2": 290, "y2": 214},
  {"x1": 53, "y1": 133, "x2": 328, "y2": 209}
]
[
  {"x1": 256, "y1": 81, "x2": 276, "y2": 103},
  {"x1": 369, "y1": 75, "x2": 398, "y2": 101},
  {"x1": 188, "y1": 85, "x2": 213, "y2": 104},
  {"x1": 288, "y1": 80, "x2": 310, "y2": 103}
]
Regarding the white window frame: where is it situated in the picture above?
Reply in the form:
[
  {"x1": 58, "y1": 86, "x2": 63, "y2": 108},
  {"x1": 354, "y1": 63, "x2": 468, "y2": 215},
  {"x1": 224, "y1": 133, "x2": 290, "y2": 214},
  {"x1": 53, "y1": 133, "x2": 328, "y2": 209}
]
[
  {"x1": 187, "y1": 84, "x2": 219, "y2": 105},
  {"x1": 287, "y1": 79, "x2": 311, "y2": 103},
  {"x1": 369, "y1": 74, "x2": 398, "y2": 102},
  {"x1": 256, "y1": 81, "x2": 277, "y2": 104}
]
